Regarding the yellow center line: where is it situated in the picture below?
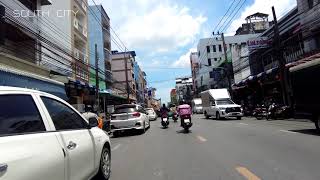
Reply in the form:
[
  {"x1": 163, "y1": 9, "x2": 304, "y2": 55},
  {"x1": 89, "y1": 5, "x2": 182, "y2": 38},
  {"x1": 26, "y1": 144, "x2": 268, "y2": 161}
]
[
  {"x1": 196, "y1": 135, "x2": 207, "y2": 142},
  {"x1": 236, "y1": 166, "x2": 261, "y2": 180}
]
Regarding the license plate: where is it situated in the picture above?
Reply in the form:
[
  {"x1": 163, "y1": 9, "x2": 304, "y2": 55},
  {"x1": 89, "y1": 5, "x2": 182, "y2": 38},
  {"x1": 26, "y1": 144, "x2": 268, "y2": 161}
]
[
  {"x1": 184, "y1": 119, "x2": 190, "y2": 123},
  {"x1": 163, "y1": 118, "x2": 168, "y2": 122}
]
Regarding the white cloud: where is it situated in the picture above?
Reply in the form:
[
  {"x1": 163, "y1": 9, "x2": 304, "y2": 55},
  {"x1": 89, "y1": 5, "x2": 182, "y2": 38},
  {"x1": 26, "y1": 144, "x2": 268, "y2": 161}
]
[
  {"x1": 98, "y1": 0, "x2": 207, "y2": 52},
  {"x1": 226, "y1": 0, "x2": 297, "y2": 34},
  {"x1": 172, "y1": 47, "x2": 197, "y2": 68}
]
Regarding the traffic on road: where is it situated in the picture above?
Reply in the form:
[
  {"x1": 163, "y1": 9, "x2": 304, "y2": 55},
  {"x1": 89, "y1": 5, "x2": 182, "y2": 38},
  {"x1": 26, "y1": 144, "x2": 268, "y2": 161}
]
[{"x1": 1, "y1": 0, "x2": 320, "y2": 180}]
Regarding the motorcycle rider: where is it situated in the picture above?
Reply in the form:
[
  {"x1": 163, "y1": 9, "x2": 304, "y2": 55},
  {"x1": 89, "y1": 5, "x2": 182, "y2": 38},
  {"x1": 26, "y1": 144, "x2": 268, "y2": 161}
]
[
  {"x1": 160, "y1": 104, "x2": 170, "y2": 118},
  {"x1": 177, "y1": 101, "x2": 192, "y2": 127}
]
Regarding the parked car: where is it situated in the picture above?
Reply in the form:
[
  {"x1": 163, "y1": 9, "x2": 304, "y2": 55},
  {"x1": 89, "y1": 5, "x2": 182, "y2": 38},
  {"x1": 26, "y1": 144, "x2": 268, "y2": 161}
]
[
  {"x1": 0, "y1": 86, "x2": 111, "y2": 180},
  {"x1": 201, "y1": 89, "x2": 243, "y2": 120},
  {"x1": 146, "y1": 108, "x2": 158, "y2": 121},
  {"x1": 192, "y1": 98, "x2": 203, "y2": 114},
  {"x1": 110, "y1": 104, "x2": 150, "y2": 134}
]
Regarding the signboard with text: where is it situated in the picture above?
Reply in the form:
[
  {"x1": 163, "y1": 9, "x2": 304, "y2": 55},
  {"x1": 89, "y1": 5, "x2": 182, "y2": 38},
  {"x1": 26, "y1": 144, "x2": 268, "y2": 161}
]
[{"x1": 247, "y1": 37, "x2": 271, "y2": 50}]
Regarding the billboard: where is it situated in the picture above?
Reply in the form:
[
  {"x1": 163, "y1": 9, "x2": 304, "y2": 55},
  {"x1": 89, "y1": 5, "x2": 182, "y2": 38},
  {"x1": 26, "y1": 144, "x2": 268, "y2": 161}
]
[{"x1": 247, "y1": 37, "x2": 271, "y2": 50}]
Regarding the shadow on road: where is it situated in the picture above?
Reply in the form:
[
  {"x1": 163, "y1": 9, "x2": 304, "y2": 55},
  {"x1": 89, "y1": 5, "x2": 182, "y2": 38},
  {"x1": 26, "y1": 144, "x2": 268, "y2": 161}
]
[
  {"x1": 289, "y1": 129, "x2": 320, "y2": 136},
  {"x1": 111, "y1": 130, "x2": 143, "y2": 138},
  {"x1": 214, "y1": 118, "x2": 242, "y2": 121},
  {"x1": 176, "y1": 129, "x2": 192, "y2": 134}
]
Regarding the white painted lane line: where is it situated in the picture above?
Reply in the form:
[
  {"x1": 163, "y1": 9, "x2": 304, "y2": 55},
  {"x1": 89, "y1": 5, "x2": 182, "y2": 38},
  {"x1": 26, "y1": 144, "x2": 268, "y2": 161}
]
[
  {"x1": 279, "y1": 130, "x2": 297, "y2": 134},
  {"x1": 197, "y1": 135, "x2": 207, "y2": 142},
  {"x1": 239, "y1": 123, "x2": 249, "y2": 125},
  {"x1": 111, "y1": 144, "x2": 121, "y2": 151}
]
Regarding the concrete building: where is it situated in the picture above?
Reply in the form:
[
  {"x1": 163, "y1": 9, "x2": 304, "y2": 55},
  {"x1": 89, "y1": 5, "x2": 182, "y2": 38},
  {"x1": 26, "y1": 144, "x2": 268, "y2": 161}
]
[
  {"x1": 196, "y1": 34, "x2": 258, "y2": 91},
  {"x1": 190, "y1": 52, "x2": 200, "y2": 95},
  {"x1": 88, "y1": 5, "x2": 112, "y2": 90},
  {"x1": 0, "y1": 0, "x2": 69, "y2": 99},
  {"x1": 236, "y1": 13, "x2": 271, "y2": 35},
  {"x1": 111, "y1": 50, "x2": 136, "y2": 102},
  {"x1": 175, "y1": 76, "x2": 193, "y2": 104},
  {"x1": 297, "y1": 0, "x2": 320, "y2": 53},
  {"x1": 133, "y1": 61, "x2": 147, "y2": 105},
  {"x1": 170, "y1": 89, "x2": 178, "y2": 105},
  {"x1": 41, "y1": 0, "x2": 90, "y2": 84}
]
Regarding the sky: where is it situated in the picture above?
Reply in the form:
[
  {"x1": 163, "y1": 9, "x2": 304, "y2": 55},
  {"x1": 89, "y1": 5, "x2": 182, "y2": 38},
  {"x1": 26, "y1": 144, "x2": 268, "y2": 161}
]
[{"x1": 92, "y1": 0, "x2": 297, "y2": 104}]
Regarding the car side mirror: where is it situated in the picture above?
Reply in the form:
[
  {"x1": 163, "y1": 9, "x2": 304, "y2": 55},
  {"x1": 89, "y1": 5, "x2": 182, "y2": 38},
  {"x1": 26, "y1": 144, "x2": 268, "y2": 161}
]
[{"x1": 89, "y1": 117, "x2": 98, "y2": 128}]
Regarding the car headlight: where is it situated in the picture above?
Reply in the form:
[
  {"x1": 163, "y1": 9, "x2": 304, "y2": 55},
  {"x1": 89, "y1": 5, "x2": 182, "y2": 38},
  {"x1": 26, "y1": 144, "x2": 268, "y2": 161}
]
[{"x1": 219, "y1": 107, "x2": 226, "y2": 111}]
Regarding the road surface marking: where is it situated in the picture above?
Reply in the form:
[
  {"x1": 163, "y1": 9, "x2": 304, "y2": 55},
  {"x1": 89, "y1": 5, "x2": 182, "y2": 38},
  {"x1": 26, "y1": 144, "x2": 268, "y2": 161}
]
[
  {"x1": 197, "y1": 135, "x2": 207, "y2": 142},
  {"x1": 111, "y1": 144, "x2": 121, "y2": 151},
  {"x1": 239, "y1": 123, "x2": 249, "y2": 125},
  {"x1": 236, "y1": 166, "x2": 261, "y2": 180},
  {"x1": 279, "y1": 130, "x2": 297, "y2": 134}
]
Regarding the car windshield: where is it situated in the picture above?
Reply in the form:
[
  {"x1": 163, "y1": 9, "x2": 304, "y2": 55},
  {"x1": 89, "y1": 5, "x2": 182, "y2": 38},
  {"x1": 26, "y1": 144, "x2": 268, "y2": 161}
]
[
  {"x1": 114, "y1": 107, "x2": 136, "y2": 114},
  {"x1": 216, "y1": 99, "x2": 234, "y2": 105}
]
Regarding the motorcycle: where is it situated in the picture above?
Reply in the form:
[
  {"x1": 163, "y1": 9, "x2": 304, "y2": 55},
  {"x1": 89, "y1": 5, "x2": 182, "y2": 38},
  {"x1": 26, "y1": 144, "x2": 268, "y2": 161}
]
[
  {"x1": 181, "y1": 114, "x2": 192, "y2": 132},
  {"x1": 161, "y1": 114, "x2": 169, "y2": 128},
  {"x1": 172, "y1": 112, "x2": 178, "y2": 122},
  {"x1": 253, "y1": 104, "x2": 267, "y2": 120},
  {"x1": 267, "y1": 103, "x2": 291, "y2": 120}
]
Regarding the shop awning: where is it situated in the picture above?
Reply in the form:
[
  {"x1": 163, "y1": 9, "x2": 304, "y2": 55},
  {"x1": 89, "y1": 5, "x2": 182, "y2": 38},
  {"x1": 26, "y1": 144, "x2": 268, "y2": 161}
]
[
  {"x1": 289, "y1": 52, "x2": 320, "y2": 72},
  {"x1": 0, "y1": 66, "x2": 68, "y2": 100}
]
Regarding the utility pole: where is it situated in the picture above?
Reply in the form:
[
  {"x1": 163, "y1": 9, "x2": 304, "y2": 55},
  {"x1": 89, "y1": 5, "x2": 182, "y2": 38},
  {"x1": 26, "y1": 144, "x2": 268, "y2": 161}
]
[
  {"x1": 0, "y1": 5, "x2": 5, "y2": 45},
  {"x1": 95, "y1": 44, "x2": 100, "y2": 112},
  {"x1": 221, "y1": 33, "x2": 233, "y2": 97},
  {"x1": 272, "y1": 6, "x2": 290, "y2": 106},
  {"x1": 124, "y1": 48, "x2": 130, "y2": 103}
]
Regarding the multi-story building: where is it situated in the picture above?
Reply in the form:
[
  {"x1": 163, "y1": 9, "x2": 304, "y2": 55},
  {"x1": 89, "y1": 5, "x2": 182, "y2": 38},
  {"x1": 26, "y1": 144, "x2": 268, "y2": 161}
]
[
  {"x1": 88, "y1": 5, "x2": 112, "y2": 90},
  {"x1": 196, "y1": 34, "x2": 258, "y2": 91},
  {"x1": 190, "y1": 52, "x2": 200, "y2": 95},
  {"x1": 0, "y1": 0, "x2": 69, "y2": 100},
  {"x1": 175, "y1": 76, "x2": 193, "y2": 104},
  {"x1": 111, "y1": 50, "x2": 137, "y2": 102},
  {"x1": 133, "y1": 61, "x2": 147, "y2": 105},
  {"x1": 297, "y1": 0, "x2": 320, "y2": 53},
  {"x1": 40, "y1": 0, "x2": 91, "y2": 106}
]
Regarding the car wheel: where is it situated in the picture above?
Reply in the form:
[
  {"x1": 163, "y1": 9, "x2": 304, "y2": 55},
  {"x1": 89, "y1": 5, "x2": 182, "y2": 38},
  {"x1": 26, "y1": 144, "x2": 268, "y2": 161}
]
[
  {"x1": 96, "y1": 146, "x2": 111, "y2": 180},
  {"x1": 141, "y1": 122, "x2": 146, "y2": 134},
  {"x1": 315, "y1": 115, "x2": 320, "y2": 132},
  {"x1": 216, "y1": 112, "x2": 221, "y2": 120},
  {"x1": 204, "y1": 111, "x2": 209, "y2": 119}
]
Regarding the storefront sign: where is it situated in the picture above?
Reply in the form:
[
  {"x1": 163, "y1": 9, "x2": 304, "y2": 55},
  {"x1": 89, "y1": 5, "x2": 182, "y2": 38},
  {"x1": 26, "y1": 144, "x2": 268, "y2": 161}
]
[{"x1": 247, "y1": 37, "x2": 271, "y2": 50}]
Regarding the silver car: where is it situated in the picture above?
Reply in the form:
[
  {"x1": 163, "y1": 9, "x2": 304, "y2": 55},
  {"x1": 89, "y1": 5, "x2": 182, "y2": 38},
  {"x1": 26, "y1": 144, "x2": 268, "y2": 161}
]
[{"x1": 110, "y1": 104, "x2": 150, "y2": 134}]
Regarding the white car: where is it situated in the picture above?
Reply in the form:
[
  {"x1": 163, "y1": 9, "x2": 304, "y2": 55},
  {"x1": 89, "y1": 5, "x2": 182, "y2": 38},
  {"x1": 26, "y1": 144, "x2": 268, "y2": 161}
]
[
  {"x1": 146, "y1": 108, "x2": 157, "y2": 121},
  {"x1": 0, "y1": 86, "x2": 111, "y2": 180},
  {"x1": 110, "y1": 104, "x2": 150, "y2": 134},
  {"x1": 206, "y1": 99, "x2": 243, "y2": 120}
]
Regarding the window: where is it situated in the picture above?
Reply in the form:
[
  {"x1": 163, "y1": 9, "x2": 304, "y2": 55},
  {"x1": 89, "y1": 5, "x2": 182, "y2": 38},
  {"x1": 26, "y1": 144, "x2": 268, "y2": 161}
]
[
  {"x1": 198, "y1": 51, "x2": 200, "y2": 57},
  {"x1": 0, "y1": 95, "x2": 45, "y2": 136},
  {"x1": 206, "y1": 46, "x2": 210, "y2": 53},
  {"x1": 308, "y1": 0, "x2": 314, "y2": 9},
  {"x1": 208, "y1": 58, "x2": 212, "y2": 66},
  {"x1": 213, "y1": 45, "x2": 216, "y2": 52},
  {"x1": 41, "y1": 97, "x2": 88, "y2": 130},
  {"x1": 214, "y1": 58, "x2": 217, "y2": 61},
  {"x1": 219, "y1": 44, "x2": 222, "y2": 52}
]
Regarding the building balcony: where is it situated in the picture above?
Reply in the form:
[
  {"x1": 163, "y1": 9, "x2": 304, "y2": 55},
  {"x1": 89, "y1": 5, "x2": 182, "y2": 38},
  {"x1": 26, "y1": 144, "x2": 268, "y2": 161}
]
[
  {"x1": 74, "y1": 0, "x2": 87, "y2": 14},
  {"x1": 74, "y1": 48, "x2": 88, "y2": 64},
  {"x1": 105, "y1": 70, "x2": 113, "y2": 83},
  {"x1": 104, "y1": 48, "x2": 111, "y2": 61},
  {"x1": 73, "y1": 18, "x2": 88, "y2": 38}
]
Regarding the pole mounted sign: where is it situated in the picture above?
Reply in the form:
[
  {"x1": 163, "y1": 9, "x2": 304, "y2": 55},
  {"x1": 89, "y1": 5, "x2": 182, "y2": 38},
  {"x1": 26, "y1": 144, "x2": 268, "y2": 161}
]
[{"x1": 247, "y1": 37, "x2": 271, "y2": 50}]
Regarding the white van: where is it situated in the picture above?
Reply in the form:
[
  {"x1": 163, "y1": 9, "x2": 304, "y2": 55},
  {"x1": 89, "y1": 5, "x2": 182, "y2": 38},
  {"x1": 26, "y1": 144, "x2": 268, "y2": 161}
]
[
  {"x1": 201, "y1": 89, "x2": 243, "y2": 120},
  {"x1": 192, "y1": 98, "x2": 203, "y2": 114}
]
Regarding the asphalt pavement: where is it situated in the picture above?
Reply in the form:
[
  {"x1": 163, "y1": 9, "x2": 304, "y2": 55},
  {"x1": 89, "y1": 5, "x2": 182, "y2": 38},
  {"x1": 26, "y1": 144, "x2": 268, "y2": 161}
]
[{"x1": 109, "y1": 115, "x2": 320, "y2": 180}]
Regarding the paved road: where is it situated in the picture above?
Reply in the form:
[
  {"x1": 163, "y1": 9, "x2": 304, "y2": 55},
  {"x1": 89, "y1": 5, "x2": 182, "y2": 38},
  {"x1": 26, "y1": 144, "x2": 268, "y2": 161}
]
[{"x1": 109, "y1": 115, "x2": 320, "y2": 180}]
